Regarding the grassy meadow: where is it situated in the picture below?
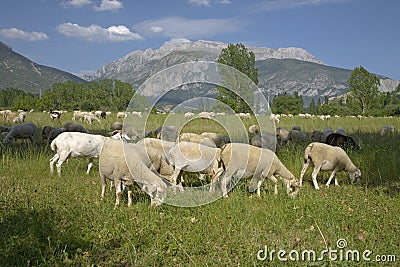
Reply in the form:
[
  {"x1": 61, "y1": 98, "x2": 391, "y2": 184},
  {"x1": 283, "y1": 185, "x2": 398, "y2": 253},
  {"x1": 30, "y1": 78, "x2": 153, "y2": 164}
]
[{"x1": 0, "y1": 112, "x2": 399, "y2": 266}]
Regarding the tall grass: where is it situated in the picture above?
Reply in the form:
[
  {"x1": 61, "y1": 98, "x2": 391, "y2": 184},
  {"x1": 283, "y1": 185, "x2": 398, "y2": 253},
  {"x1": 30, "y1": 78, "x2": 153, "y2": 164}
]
[{"x1": 0, "y1": 113, "x2": 399, "y2": 266}]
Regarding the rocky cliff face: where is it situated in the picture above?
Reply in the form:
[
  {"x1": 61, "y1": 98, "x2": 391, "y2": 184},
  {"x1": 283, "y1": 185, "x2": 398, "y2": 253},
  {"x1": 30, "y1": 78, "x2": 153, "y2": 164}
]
[
  {"x1": 84, "y1": 40, "x2": 325, "y2": 85},
  {"x1": 83, "y1": 40, "x2": 398, "y2": 100}
]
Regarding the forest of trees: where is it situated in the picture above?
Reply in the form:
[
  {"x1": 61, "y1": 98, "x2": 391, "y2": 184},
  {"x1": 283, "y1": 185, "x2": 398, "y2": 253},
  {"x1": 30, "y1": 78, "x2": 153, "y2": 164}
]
[{"x1": 0, "y1": 79, "x2": 149, "y2": 112}]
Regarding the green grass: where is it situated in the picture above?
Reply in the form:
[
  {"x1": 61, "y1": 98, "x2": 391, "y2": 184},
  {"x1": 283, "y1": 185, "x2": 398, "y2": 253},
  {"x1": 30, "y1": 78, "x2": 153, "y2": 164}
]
[{"x1": 0, "y1": 113, "x2": 399, "y2": 266}]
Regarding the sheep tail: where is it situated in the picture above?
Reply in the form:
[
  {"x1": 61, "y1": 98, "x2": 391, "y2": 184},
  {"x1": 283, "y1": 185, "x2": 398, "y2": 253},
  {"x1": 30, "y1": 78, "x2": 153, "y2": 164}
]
[
  {"x1": 304, "y1": 143, "x2": 314, "y2": 164},
  {"x1": 50, "y1": 139, "x2": 57, "y2": 152}
]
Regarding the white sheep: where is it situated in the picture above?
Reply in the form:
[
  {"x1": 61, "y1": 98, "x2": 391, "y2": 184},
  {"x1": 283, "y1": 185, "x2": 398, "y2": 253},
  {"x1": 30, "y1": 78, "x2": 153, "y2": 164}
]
[
  {"x1": 131, "y1": 111, "x2": 142, "y2": 118},
  {"x1": 198, "y1": 111, "x2": 215, "y2": 119},
  {"x1": 215, "y1": 143, "x2": 299, "y2": 198},
  {"x1": 99, "y1": 138, "x2": 167, "y2": 207},
  {"x1": 299, "y1": 142, "x2": 361, "y2": 190},
  {"x1": 200, "y1": 132, "x2": 230, "y2": 148},
  {"x1": 128, "y1": 142, "x2": 174, "y2": 181},
  {"x1": 117, "y1": 112, "x2": 127, "y2": 119},
  {"x1": 49, "y1": 132, "x2": 112, "y2": 176},
  {"x1": 184, "y1": 112, "x2": 195, "y2": 120},
  {"x1": 168, "y1": 141, "x2": 223, "y2": 187},
  {"x1": 2, "y1": 122, "x2": 37, "y2": 145},
  {"x1": 13, "y1": 111, "x2": 26, "y2": 123},
  {"x1": 178, "y1": 132, "x2": 216, "y2": 147},
  {"x1": 84, "y1": 113, "x2": 101, "y2": 124},
  {"x1": 137, "y1": 137, "x2": 176, "y2": 155}
]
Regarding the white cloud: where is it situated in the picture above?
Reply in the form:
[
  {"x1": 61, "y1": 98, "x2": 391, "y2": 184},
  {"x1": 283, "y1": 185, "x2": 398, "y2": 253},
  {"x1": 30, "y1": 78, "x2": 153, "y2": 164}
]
[
  {"x1": 187, "y1": 0, "x2": 211, "y2": 6},
  {"x1": 218, "y1": 0, "x2": 231, "y2": 4},
  {"x1": 150, "y1": 26, "x2": 163, "y2": 33},
  {"x1": 250, "y1": 0, "x2": 350, "y2": 12},
  {"x1": 134, "y1": 17, "x2": 244, "y2": 39},
  {"x1": 0, "y1": 28, "x2": 48, "y2": 41},
  {"x1": 163, "y1": 38, "x2": 191, "y2": 45},
  {"x1": 61, "y1": 0, "x2": 92, "y2": 8},
  {"x1": 94, "y1": 0, "x2": 123, "y2": 11},
  {"x1": 188, "y1": 0, "x2": 232, "y2": 6},
  {"x1": 57, "y1": 22, "x2": 142, "y2": 42}
]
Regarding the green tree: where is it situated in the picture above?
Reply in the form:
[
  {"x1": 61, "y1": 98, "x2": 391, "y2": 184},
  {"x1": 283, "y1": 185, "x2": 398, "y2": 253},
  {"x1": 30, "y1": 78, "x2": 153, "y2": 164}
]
[
  {"x1": 271, "y1": 92, "x2": 304, "y2": 114},
  {"x1": 216, "y1": 43, "x2": 258, "y2": 113},
  {"x1": 348, "y1": 66, "x2": 380, "y2": 116}
]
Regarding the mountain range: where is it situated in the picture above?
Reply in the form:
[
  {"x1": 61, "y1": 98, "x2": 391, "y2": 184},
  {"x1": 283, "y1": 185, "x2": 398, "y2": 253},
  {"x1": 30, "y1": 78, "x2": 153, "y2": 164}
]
[
  {"x1": 0, "y1": 41, "x2": 84, "y2": 94},
  {"x1": 1, "y1": 40, "x2": 398, "y2": 104},
  {"x1": 84, "y1": 40, "x2": 398, "y2": 102}
]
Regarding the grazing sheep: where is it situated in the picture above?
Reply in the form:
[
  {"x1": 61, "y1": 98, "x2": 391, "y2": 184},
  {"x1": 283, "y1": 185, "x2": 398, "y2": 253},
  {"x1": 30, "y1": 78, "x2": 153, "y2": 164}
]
[
  {"x1": 325, "y1": 133, "x2": 359, "y2": 150},
  {"x1": 299, "y1": 142, "x2": 361, "y2": 190},
  {"x1": 168, "y1": 141, "x2": 223, "y2": 187},
  {"x1": 0, "y1": 125, "x2": 11, "y2": 141},
  {"x1": 137, "y1": 138, "x2": 176, "y2": 156},
  {"x1": 117, "y1": 112, "x2": 127, "y2": 119},
  {"x1": 311, "y1": 130, "x2": 327, "y2": 143},
  {"x1": 72, "y1": 111, "x2": 85, "y2": 121},
  {"x1": 152, "y1": 126, "x2": 178, "y2": 142},
  {"x1": 13, "y1": 111, "x2": 26, "y2": 123},
  {"x1": 128, "y1": 143, "x2": 174, "y2": 181},
  {"x1": 178, "y1": 133, "x2": 216, "y2": 147},
  {"x1": 63, "y1": 122, "x2": 89, "y2": 133},
  {"x1": 248, "y1": 124, "x2": 260, "y2": 134},
  {"x1": 41, "y1": 126, "x2": 58, "y2": 143},
  {"x1": 110, "y1": 122, "x2": 123, "y2": 131},
  {"x1": 46, "y1": 128, "x2": 66, "y2": 145},
  {"x1": 4, "y1": 111, "x2": 17, "y2": 122},
  {"x1": 99, "y1": 138, "x2": 167, "y2": 207},
  {"x1": 49, "y1": 132, "x2": 108, "y2": 176},
  {"x1": 0, "y1": 125, "x2": 11, "y2": 133},
  {"x1": 184, "y1": 112, "x2": 195, "y2": 120},
  {"x1": 276, "y1": 127, "x2": 290, "y2": 143},
  {"x1": 380, "y1": 125, "x2": 395, "y2": 136},
  {"x1": 49, "y1": 110, "x2": 62, "y2": 120},
  {"x1": 311, "y1": 127, "x2": 333, "y2": 143},
  {"x1": 250, "y1": 133, "x2": 276, "y2": 150},
  {"x1": 288, "y1": 129, "x2": 309, "y2": 143},
  {"x1": 200, "y1": 132, "x2": 230, "y2": 148},
  {"x1": 2, "y1": 122, "x2": 37, "y2": 145},
  {"x1": 84, "y1": 113, "x2": 101, "y2": 124},
  {"x1": 131, "y1": 111, "x2": 142, "y2": 118},
  {"x1": 215, "y1": 143, "x2": 299, "y2": 198},
  {"x1": 198, "y1": 111, "x2": 215, "y2": 119}
]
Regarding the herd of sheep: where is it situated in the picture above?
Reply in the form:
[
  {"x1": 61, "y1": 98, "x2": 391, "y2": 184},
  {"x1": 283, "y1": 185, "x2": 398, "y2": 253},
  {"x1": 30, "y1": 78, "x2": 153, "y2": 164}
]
[{"x1": 0, "y1": 110, "x2": 396, "y2": 208}]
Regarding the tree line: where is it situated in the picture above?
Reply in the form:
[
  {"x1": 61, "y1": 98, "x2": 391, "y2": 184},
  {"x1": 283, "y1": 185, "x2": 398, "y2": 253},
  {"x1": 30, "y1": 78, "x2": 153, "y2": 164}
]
[{"x1": 0, "y1": 79, "x2": 149, "y2": 111}]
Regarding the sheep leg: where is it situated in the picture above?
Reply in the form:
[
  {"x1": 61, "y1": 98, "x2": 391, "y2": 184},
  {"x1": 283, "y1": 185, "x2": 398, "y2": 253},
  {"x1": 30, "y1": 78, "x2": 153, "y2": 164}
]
[
  {"x1": 299, "y1": 162, "x2": 309, "y2": 187},
  {"x1": 311, "y1": 165, "x2": 322, "y2": 190},
  {"x1": 56, "y1": 152, "x2": 69, "y2": 177},
  {"x1": 86, "y1": 158, "x2": 93, "y2": 174},
  {"x1": 170, "y1": 168, "x2": 181, "y2": 186},
  {"x1": 100, "y1": 172, "x2": 107, "y2": 199},
  {"x1": 127, "y1": 190, "x2": 133, "y2": 207},
  {"x1": 49, "y1": 154, "x2": 59, "y2": 174},
  {"x1": 114, "y1": 179, "x2": 122, "y2": 209},
  {"x1": 326, "y1": 168, "x2": 339, "y2": 187},
  {"x1": 220, "y1": 170, "x2": 235, "y2": 197},
  {"x1": 269, "y1": 175, "x2": 279, "y2": 195},
  {"x1": 210, "y1": 167, "x2": 224, "y2": 193}
]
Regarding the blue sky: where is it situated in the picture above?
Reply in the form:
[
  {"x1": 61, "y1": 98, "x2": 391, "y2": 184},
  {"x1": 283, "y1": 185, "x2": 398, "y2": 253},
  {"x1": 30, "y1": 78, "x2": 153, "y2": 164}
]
[{"x1": 0, "y1": 0, "x2": 399, "y2": 80}]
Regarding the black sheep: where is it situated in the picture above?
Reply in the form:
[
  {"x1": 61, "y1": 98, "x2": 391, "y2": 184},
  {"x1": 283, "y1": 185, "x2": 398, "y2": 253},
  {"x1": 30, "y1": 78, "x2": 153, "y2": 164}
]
[{"x1": 325, "y1": 133, "x2": 359, "y2": 150}]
